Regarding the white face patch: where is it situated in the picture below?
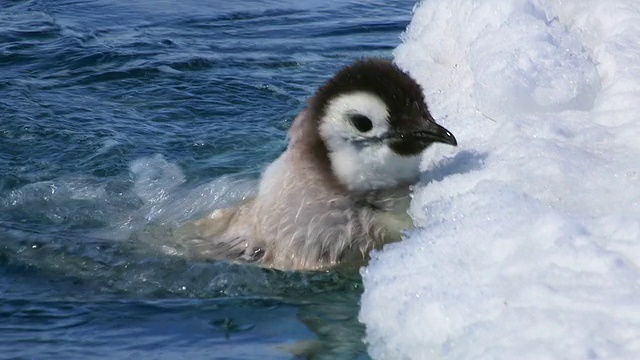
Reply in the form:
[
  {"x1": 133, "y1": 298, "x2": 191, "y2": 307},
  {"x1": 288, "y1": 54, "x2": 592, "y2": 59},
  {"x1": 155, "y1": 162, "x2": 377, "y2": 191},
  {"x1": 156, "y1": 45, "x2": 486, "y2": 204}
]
[
  {"x1": 319, "y1": 91, "x2": 422, "y2": 192},
  {"x1": 321, "y1": 91, "x2": 390, "y2": 141}
]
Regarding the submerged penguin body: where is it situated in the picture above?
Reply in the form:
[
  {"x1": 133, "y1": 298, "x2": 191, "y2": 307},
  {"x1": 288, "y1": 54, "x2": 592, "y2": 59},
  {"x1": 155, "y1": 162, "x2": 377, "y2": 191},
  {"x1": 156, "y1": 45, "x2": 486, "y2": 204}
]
[{"x1": 184, "y1": 59, "x2": 457, "y2": 270}]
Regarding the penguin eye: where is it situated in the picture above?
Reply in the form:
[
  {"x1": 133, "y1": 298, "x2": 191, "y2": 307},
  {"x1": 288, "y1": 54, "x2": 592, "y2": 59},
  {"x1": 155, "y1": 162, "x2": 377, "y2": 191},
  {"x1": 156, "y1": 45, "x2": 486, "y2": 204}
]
[{"x1": 349, "y1": 114, "x2": 373, "y2": 133}]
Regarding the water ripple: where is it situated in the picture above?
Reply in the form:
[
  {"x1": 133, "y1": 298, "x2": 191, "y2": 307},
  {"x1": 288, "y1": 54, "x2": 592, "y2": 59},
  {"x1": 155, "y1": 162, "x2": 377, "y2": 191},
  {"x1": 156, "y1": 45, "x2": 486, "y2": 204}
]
[{"x1": 0, "y1": 0, "x2": 414, "y2": 358}]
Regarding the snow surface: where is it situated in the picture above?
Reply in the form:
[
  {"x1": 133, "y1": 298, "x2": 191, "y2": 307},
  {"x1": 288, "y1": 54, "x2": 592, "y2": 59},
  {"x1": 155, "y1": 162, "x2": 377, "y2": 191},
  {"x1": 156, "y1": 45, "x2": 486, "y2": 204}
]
[{"x1": 359, "y1": 0, "x2": 640, "y2": 359}]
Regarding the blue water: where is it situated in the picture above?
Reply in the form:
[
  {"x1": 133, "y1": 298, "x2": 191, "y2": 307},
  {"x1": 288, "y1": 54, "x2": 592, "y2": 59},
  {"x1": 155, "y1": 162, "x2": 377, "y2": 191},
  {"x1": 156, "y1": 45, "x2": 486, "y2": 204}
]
[{"x1": 0, "y1": 0, "x2": 414, "y2": 358}]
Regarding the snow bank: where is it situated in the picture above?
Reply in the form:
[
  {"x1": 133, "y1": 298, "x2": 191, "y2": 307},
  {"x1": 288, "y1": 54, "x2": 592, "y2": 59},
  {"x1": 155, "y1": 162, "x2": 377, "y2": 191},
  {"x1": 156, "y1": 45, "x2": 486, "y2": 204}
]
[{"x1": 360, "y1": 0, "x2": 640, "y2": 359}]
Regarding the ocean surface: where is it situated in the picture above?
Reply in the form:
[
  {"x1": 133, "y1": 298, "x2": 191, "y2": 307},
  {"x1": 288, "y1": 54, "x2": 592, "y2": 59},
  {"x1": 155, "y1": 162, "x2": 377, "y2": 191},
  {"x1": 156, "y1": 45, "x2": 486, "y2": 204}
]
[{"x1": 0, "y1": 0, "x2": 416, "y2": 358}]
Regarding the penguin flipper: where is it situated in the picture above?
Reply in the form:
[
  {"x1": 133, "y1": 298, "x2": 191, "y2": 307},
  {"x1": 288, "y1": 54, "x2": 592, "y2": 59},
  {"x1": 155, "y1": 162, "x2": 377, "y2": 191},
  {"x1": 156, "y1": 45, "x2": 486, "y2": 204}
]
[
  {"x1": 177, "y1": 207, "x2": 266, "y2": 264},
  {"x1": 185, "y1": 235, "x2": 264, "y2": 263}
]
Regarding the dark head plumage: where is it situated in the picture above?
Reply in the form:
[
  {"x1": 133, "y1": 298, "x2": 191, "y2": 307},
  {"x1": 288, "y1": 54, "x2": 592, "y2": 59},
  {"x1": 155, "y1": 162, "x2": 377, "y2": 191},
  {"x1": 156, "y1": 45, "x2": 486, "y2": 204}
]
[
  {"x1": 310, "y1": 59, "x2": 429, "y2": 128},
  {"x1": 307, "y1": 58, "x2": 456, "y2": 156},
  {"x1": 290, "y1": 58, "x2": 457, "y2": 193}
]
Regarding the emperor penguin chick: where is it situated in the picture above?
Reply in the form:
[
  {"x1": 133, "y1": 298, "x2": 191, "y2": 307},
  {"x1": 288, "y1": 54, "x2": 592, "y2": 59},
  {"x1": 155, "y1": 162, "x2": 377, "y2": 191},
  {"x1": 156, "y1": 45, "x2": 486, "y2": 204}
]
[{"x1": 185, "y1": 59, "x2": 457, "y2": 270}]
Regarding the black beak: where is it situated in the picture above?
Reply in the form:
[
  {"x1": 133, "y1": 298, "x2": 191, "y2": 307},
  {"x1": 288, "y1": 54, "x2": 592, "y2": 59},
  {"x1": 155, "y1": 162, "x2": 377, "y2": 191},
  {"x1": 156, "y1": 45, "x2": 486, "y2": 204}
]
[
  {"x1": 350, "y1": 119, "x2": 457, "y2": 156},
  {"x1": 385, "y1": 120, "x2": 457, "y2": 156},
  {"x1": 412, "y1": 121, "x2": 458, "y2": 146},
  {"x1": 389, "y1": 121, "x2": 457, "y2": 146}
]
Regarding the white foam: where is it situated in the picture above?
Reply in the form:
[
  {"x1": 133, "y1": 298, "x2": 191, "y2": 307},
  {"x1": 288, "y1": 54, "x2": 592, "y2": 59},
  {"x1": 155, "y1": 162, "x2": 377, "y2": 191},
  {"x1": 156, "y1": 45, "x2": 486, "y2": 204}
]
[
  {"x1": 128, "y1": 155, "x2": 256, "y2": 223},
  {"x1": 3, "y1": 178, "x2": 110, "y2": 225},
  {"x1": 104, "y1": 154, "x2": 257, "y2": 248},
  {"x1": 360, "y1": 0, "x2": 640, "y2": 359}
]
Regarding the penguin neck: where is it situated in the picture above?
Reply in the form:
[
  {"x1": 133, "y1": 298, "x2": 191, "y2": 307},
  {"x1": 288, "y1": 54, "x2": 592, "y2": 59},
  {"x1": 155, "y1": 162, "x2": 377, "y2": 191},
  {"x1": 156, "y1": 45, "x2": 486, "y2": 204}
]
[
  {"x1": 287, "y1": 108, "x2": 348, "y2": 194},
  {"x1": 325, "y1": 143, "x2": 422, "y2": 194}
]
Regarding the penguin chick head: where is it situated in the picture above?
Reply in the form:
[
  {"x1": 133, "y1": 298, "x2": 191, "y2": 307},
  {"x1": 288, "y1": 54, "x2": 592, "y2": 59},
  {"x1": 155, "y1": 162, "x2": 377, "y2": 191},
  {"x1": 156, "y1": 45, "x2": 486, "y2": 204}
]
[{"x1": 308, "y1": 59, "x2": 457, "y2": 193}]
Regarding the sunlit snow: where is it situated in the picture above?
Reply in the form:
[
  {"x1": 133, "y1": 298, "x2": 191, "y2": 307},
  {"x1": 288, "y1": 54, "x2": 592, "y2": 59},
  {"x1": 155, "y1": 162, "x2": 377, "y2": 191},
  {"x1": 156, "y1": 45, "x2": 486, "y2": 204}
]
[{"x1": 360, "y1": 0, "x2": 640, "y2": 359}]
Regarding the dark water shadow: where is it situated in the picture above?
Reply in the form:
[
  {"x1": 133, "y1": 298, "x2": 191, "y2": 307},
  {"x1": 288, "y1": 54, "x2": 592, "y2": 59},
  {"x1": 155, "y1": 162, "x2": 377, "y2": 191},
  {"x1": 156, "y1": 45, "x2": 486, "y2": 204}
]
[{"x1": 0, "y1": 220, "x2": 369, "y2": 359}]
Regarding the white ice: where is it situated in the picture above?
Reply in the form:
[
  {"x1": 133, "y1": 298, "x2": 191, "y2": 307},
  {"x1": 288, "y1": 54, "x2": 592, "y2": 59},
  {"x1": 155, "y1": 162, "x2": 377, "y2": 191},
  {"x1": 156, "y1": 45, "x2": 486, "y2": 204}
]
[{"x1": 359, "y1": 0, "x2": 640, "y2": 359}]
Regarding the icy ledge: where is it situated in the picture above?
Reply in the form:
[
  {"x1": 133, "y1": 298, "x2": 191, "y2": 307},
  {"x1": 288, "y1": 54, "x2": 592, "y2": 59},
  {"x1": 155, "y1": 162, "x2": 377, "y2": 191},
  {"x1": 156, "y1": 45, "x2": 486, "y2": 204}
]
[{"x1": 360, "y1": 0, "x2": 640, "y2": 359}]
